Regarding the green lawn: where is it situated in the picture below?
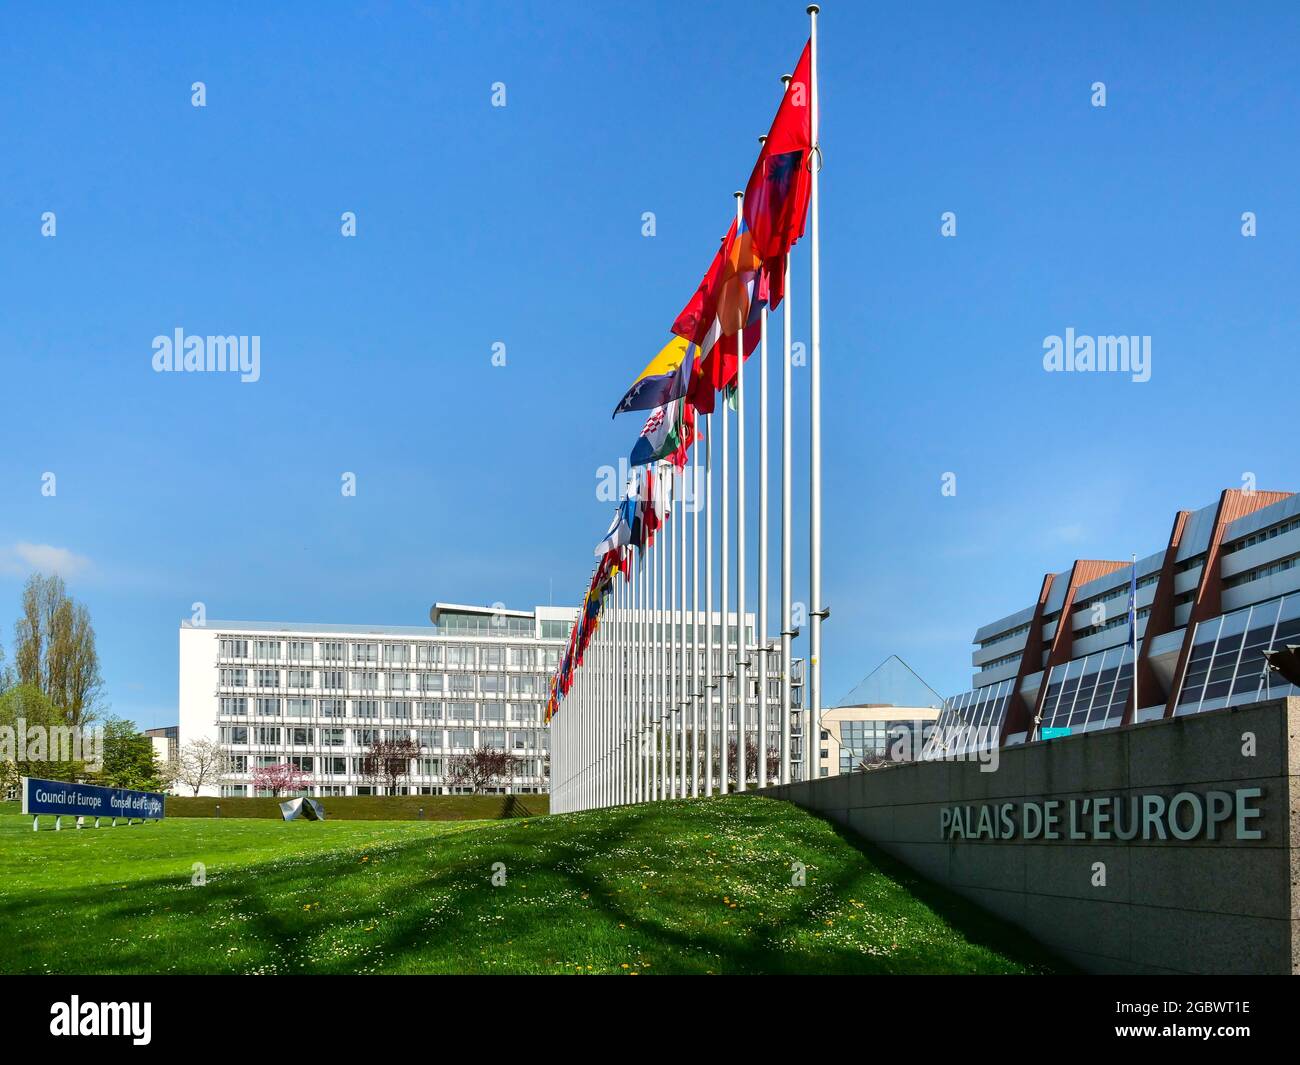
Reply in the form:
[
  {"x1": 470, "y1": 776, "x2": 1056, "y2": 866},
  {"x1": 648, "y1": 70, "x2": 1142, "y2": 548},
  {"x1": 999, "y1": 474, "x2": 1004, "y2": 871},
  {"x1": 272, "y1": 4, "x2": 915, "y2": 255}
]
[{"x1": 0, "y1": 795, "x2": 1065, "y2": 974}]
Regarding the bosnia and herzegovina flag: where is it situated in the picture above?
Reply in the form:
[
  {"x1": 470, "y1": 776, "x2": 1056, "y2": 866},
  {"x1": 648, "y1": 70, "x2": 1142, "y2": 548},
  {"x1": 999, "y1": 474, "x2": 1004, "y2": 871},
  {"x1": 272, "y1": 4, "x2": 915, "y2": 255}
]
[
  {"x1": 612, "y1": 336, "x2": 697, "y2": 417},
  {"x1": 629, "y1": 398, "x2": 696, "y2": 468}
]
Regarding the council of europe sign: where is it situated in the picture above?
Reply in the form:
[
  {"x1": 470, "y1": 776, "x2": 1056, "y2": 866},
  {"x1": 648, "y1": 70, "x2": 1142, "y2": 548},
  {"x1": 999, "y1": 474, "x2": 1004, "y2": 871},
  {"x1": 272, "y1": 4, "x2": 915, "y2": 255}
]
[{"x1": 21, "y1": 776, "x2": 165, "y2": 821}]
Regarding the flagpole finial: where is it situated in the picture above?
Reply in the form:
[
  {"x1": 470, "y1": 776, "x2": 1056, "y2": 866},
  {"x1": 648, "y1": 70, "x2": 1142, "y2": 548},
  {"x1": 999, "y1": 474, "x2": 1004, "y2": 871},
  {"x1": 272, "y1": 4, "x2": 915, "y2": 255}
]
[
  {"x1": 807, "y1": 4, "x2": 819, "y2": 14},
  {"x1": 759, "y1": 134, "x2": 768, "y2": 146},
  {"x1": 782, "y1": 74, "x2": 792, "y2": 85},
  {"x1": 733, "y1": 190, "x2": 743, "y2": 200}
]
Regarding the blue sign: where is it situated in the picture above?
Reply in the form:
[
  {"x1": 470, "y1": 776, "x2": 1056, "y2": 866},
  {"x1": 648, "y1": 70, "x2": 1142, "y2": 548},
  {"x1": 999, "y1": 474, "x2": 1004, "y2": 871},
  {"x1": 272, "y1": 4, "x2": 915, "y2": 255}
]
[
  {"x1": 1041, "y1": 726, "x2": 1072, "y2": 740},
  {"x1": 21, "y1": 776, "x2": 165, "y2": 820}
]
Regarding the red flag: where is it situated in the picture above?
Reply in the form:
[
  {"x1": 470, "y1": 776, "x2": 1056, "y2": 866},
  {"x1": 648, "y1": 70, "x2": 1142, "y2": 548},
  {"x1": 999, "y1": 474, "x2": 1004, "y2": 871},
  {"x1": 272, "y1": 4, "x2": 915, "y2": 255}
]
[
  {"x1": 687, "y1": 325, "x2": 760, "y2": 413},
  {"x1": 672, "y1": 232, "x2": 728, "y2": 347},
  {"x1": 744, "y1": 40, "x2": 813, "y2": 305}
]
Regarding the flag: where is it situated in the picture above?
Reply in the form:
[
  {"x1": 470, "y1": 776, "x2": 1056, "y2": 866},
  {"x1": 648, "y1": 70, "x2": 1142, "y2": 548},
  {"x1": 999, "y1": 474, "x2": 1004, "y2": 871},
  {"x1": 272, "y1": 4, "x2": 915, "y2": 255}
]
[
  {"x1": 630, "y1": 398, "x2": 692, "y2": 467},
  {"x1": 687, "y1": 313, "x2": 761, "y2": 413},
  {"x1": 743, "y1": 39, "x2": 813, "y2": 304},
  {"x1": 612, "y1": 336, "x2": 697, "y2": 417},
  {"x1": 594, "y1": 495, "x2": 634, "y2": 556}
]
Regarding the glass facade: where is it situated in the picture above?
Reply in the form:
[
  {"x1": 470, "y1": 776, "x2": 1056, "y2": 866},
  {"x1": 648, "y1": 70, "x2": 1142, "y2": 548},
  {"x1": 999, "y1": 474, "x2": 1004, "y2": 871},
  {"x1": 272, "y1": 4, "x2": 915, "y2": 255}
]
[
  {"x1": 1036, "y1": 644, "x2": 1134, "y2": 737},
  {"x1": 925, "y1": 678, "x2": 1014, "y2": 757},
  {"x1": 1175, "y1": 594, "x2": 1300, "y2": 715},
  {"x1": 838, "y1": 719, "x2": 934, "y2": 773}
]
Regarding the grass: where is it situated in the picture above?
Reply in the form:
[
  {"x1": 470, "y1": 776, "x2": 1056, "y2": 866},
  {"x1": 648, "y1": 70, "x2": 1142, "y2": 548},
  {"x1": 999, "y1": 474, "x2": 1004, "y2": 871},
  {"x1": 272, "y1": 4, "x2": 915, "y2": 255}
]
[
  {"x1": 162, "y1": 793, "x2": 549, "y2": 820},
  {"x1": 0, "y1": 795, "x2": 1066, "y2": 974}
]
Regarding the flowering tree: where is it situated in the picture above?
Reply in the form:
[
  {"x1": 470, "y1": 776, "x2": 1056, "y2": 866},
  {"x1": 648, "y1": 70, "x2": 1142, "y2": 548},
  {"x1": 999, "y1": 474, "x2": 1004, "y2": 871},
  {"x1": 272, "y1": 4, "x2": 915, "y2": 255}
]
[
  {"x1": 359, "y1": 737, "x2": 422, "y2": 792},
  {"x1": 251, "y1": 762, "x2": 312, "y2": 796}
]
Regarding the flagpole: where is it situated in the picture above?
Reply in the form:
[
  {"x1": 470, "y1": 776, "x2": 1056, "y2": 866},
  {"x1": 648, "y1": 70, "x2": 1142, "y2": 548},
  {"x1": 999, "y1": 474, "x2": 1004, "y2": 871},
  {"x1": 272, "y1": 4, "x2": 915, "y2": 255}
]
[
  {"x1": 705, "y1": 413, "x2": 715, "y2": 797},
  {"x1": 669, "y1": 465, "x2": 679, "y2": 799},
  {"x1": 734, "y1": 190, "x2": 749, "y2": 794},
  {"x1": 637, "y1": 536, "x2": 646, "y2": 803},
  {"x1": 756, "y1": 139, "x2": 770, "y2": 790},
  {"x1": 680, "y1": 455, "x2": 689, "y2": 797},
  {"x1": 659, "y1": 484, "x2": 669, "y2": 799},
  {"x1": 780, "y1": 240, "x2": 793, "y2": 784},
  {"x1": 1132, "y1": 552, "x2": 1139, "y2": 718},
  {"x1": 720, "y1": 371, "x2": 731, "y2": 795},
  {"x1": 806, "y1": 3, "x2": 825, "y2": 787},
  {"x1": 691, "y1": 435, "x2": 701, "y2": 798}
]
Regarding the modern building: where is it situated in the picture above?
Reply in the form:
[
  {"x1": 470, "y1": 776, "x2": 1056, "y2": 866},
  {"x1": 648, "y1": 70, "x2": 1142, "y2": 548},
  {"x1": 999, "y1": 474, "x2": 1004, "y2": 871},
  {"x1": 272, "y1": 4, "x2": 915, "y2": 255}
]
[
  {"x1": 933, "y1": 487, "x2": 1300, "y2": 753},
  {"x1": 818, "y1": 656, "x2": 942, "y2": 777},
  {"x1": 178, "y1": 602, "x2": 577, "y2": 797},
  {"x1": 144, "y1": 726, "x2": 179, "y2": 767}
]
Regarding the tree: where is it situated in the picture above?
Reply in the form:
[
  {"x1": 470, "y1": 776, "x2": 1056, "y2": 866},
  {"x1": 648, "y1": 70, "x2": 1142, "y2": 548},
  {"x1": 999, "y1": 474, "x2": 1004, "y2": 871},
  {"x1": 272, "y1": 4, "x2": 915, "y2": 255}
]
[
  {"x1": 171, "y1": 738, "x2": 232, "y2": 795},
  {"x1": 0, "y1": 684, "x2": 87, "y2": 786},
  {"x1": 92, "y1": 717, "x2": 168, "y2": 792},
  {"x1": 713, "y1": 738, "x2": 781, "y2": 787},
  {"x1": 359, "y1": 737, "x2": 421, "y2": 792},
  {"x1": 250, "y1": 762, "x2": 312, "y2": 796},
  {"x1": 446, "y1": 746, "x2": 518, "y2": 793},
  {"x1": 13, "y1": 573, "x2": 103, "y2": 726}
]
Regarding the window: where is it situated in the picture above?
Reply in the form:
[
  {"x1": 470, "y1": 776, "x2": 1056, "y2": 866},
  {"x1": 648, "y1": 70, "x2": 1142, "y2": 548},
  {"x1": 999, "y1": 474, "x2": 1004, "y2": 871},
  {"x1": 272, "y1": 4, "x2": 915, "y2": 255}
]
[
  {"x1": 254, "y1": 639, "x2": 281, "y2": 660},
  {"x1": 220, "y1": 668, "x2": 247, "y2": 688},
  {"x1": 321, "y1": 670, "x2": 344, "y2": 691},
  {"x1": 417, "y1": 729, "x2": 441, "y2": 749},
  {"x1": 286, "y1": 697, "x2": 313, "y2": 716},
  {"x1": 448, "y1": 702, "x2": 476, "y2": 722},
  {"x1": 451, "y1": 729, "x2": 473, "y2": 748},
  {"x1": 256, "y1": 669, "x2": 280, "y2": 688},
  {"x1": 219, "y1": 697, "x2": 247, "y2": 716},
  {"x1": 481, "y1": 702, "x2": 505, "y2": 723},
  {"x1": 353, "y1": 644, "x2": 378, "y2": 664},
  {"x1": 383, "y1": 643, "x2": 410, "y2": 665},
  {"x1": 228, "y1": 755, "x2": 248, "y2": 773},
  {"x1": 221, "y1": 785, "x2": 248, "y2": 797},
  {"x1": 322, "y1": 641, "x2": 346, "y2": 662},
  {"x1": 287, "y1": 669, "x2": 313, "y2": 687},
  {"x1": 481, "y1": 729, "x2": 506, "y2": 750},
  {"x1": 354, "y1": 728, "x2": 379, "y2": 746},
  {"x1": 351, "y1": 671, "x2": 379, "y2": 691},
  {"x1": 325, "y1": 756, "x2": 347, "y2": 774},
  {"x1": 254, "y1": 727, "x2": 281, "y2": 745},
  {"x1": 320, "y1": 698, "x2": 345, "y2": 718},
  {"x1": 418, "y1": 701, "x2": 443, "y2": 721},
  {"x1": 446, "y1": 645, "x2": 475, "y2": 668},
  {"x1": 419, "y1": 673, "x2": 443, "y2": 693},
  {"x1": 387, "y1": 672, "x2": 409, "y2": 691},
  {"x1": 256, "y1": 697, "x2": 281, "y2": 717},
  {"x1": 385, "y1": 700, "x2": 412, "y2": 720},
  {"x1": 321, "y1": 728, "x2": 345, "y2": 746},
  {"x1": 416, "y1": 644, "x2": 443, "y2": 666},
  {"x1": 352, "y1": 699, "x2": 378, "y2": 719},
  {"x1": 222, "y1": 726, "x2": 249, "y2": 745},
  {"x1": 449, "y1": 673, "x2": 475, "y2": 694},
  {"x1": 290, "y1": 727, "x2": 313, "y2": 745},
  {"x1": 288, "y1": 640, "x2": 314, "y2": 661},
  {"x1": 220, "y1": 638, "x2": 249, "y2": 658},
  {"x1": 290, "y1": 756, "x2": 313, "y2": 772},
  {"x1": 479, "y1": 674, "x2": 505, "y2": 694},
  {"x1": 508, "y1": 646, "x2": 536, "y2": 669}
]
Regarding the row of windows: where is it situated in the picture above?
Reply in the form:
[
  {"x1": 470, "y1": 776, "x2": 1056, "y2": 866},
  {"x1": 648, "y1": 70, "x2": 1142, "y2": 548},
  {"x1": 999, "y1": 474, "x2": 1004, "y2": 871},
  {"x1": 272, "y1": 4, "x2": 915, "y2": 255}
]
[
  {"x1": 220, "y1": 725, "x2": 549, "y2": 750},
  {"x1": 1223, "y1": 516, "x2": 1300, "y2": 555},
  {"x1": 217, "y1": 669, "x2": 549, "y2": 694},
  {"x1": 218, "y1": 637, "x2": 560, "y2": 669},
  {"x1": 1036, "y1": 645, "x2": 1135, "y2": 737},
  {"x1": 925, "y1": 679, "x2": 1014, "y2": 758},
  {"x1": 221, "y1": 784, "x2": 548, "y2": 797},
  {"x1": 1223, "y1": 553, "x2": 1299, "y2": 590},
  {"x1": 223, "y1": 755, "x2": 547, "y2": 777},
  {"x1": 217, "y1": 697, "x2": 544, "y2": 723}
]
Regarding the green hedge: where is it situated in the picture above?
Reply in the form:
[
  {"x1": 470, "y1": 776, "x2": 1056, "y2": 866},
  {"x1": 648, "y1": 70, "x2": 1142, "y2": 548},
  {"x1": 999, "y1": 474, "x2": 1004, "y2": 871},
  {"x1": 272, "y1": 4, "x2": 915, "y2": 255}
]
[{"x1": 162, "y1": 794, "x2": 547, "y2": 821}]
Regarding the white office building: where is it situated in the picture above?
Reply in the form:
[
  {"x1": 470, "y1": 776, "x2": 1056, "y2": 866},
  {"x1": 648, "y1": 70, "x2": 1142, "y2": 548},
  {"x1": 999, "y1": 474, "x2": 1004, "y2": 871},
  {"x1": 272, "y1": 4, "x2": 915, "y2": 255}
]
[{"x1": 178, "y1": 602, "x2": 576, "y2": 797}]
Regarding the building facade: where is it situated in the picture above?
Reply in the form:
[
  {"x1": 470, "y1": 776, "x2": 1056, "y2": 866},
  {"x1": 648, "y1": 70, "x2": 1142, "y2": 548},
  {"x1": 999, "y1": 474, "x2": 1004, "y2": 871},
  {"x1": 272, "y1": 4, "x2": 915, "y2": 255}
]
[
  {"x1": 933, "y1": 487, "x2": 1300, "y2": 753},
  {"x1": 818, "y1": 656, "x2": 942, "y2": 777},
  {"x1": 178, "y1": 603, "x2": 576, "y2": 797}
]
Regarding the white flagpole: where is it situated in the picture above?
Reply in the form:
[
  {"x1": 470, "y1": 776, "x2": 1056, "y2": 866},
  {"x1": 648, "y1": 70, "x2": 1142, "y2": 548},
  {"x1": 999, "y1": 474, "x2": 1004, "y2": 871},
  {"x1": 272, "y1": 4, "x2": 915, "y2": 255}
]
[
  {"x1": 806, "y1": 3, "x2": 824, "y2": 785},
  {"x1": 734, "y1": 190, "x2": 748, "y2": 794},
  {"x1": 669, "y1": 465, "x2": 679, "y2": 799},
  {"x1": 637, "y1": 536, "x2": 646, "y2": 803},
  {"x1": 680, "y1": 456, "x2": 689, "y2": 797},
  {"x1": 659, "y1": 484, "x2": 669, "y2": 799},
  {"x1": 720, "y1": 369, "x2": 731, "y2": 795},
  {"x1": 1132, "y1": 552, "x2": 1139, "y2": 718},
  {"x1": 705, "y1": 412, "x2": 716, "y2": 797},
  {"x1": 757, "y1": 138, "x2": 770, "y2": 790},
  {"x1": 780, "y1": 239, "x2": 793, "y2": 784},
  {"x1": 691, "y1": 435, "x2": 701, "y2": 798}
]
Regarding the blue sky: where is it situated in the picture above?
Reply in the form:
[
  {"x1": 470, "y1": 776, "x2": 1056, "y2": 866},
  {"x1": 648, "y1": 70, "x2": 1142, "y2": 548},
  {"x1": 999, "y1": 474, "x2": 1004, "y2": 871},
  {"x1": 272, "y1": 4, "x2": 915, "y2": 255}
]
[{"x1": 1, "y1": 1, "x2": 1297, "y2": 730}]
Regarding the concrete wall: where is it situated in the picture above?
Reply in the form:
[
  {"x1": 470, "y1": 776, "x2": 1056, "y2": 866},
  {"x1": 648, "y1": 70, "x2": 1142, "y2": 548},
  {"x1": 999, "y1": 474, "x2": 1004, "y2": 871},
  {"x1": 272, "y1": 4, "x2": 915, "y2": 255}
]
[{"x1": 761, "y1": 697, "x2": 1300, "y2": 974}]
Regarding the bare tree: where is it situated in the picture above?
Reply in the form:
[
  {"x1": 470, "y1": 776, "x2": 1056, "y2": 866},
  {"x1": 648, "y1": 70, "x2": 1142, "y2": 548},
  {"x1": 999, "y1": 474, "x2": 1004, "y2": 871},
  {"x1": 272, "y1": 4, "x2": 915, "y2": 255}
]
[
  {"x1": 171, "y1": 738, "x2": 232, "y2": 795},
  {"x1": 359, "y1": 737, "x2": 422, "y2": 793},
  {"x1": 14, "y1": 574, "x2": 103, "y2": 726},
  {"x1": 447, "y1": 746, "x2": 519, "y2": 793}
]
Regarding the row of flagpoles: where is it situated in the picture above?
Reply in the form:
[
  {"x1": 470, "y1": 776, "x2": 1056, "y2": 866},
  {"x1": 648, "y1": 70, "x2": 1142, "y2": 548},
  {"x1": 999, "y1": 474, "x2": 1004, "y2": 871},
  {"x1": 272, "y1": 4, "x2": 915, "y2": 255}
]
[{"x1": 549, "y1": 7, "x2": 825, "y2": 814}]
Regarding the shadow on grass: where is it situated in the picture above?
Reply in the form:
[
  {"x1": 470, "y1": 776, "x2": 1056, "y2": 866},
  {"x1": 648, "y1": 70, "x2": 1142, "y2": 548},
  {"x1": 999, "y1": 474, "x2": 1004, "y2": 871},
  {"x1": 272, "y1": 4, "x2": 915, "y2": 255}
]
[{"x1": 0, "y1": 798, "x2": 1069, "y2": 975}]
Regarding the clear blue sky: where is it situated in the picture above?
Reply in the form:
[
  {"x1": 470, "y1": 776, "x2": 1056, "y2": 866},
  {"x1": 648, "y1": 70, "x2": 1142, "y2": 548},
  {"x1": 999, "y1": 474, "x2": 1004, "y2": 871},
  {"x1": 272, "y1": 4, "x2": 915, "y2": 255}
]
[{"x1": 1, "y1": 1, "x2": 1297, "y2": 730}]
